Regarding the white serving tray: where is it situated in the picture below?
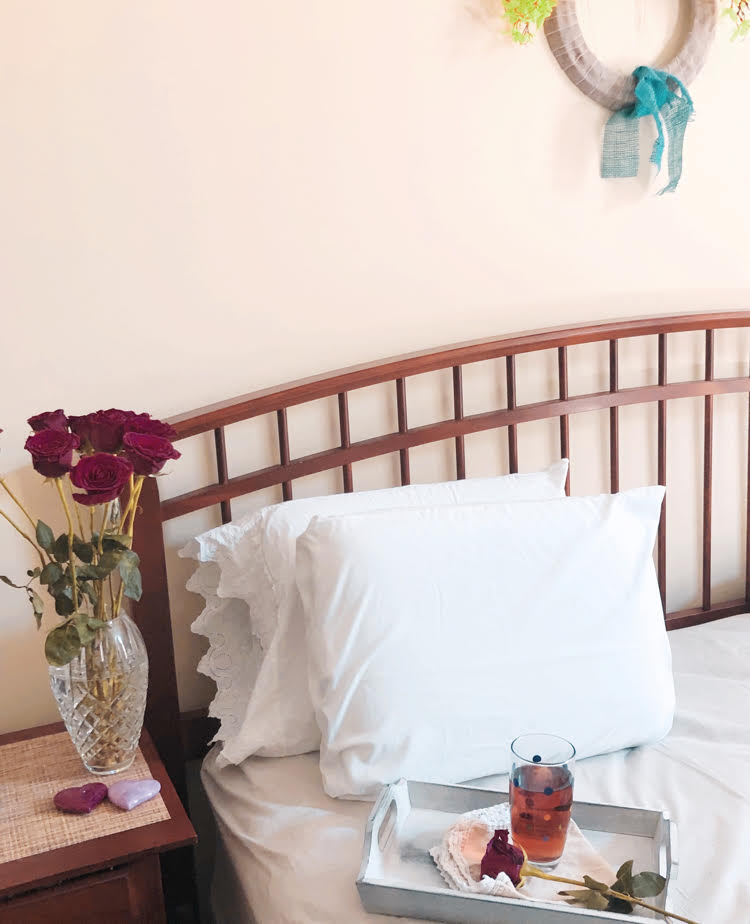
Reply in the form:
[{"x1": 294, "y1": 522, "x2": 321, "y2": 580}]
[{"x1": 357, "y1": 779, "x2": 676, "y2": 923}]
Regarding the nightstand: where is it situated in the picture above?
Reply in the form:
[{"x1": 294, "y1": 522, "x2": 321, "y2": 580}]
[{"x1": 0, "y1": 722, "x2": 197, "y2": 923}]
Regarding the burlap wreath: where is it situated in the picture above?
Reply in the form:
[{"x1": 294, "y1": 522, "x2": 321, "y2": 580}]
[{"x1": 544, "y1": 0, "x2": 717, "y2": 111}]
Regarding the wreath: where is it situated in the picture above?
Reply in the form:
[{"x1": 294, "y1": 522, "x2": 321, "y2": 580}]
[{"x1": 497, "y1": 1, "x2": 740, "y2": 193}]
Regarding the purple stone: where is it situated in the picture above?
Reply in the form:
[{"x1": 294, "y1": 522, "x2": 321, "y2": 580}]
[
  {"x1": 53, "y1": 783, "x2": 108, "y2": 814},
  {"x1": 108, "y1": 778, "x2": 161, "y2": 811}
]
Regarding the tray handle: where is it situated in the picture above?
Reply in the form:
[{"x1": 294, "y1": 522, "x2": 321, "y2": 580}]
[{"x1": 356, "y1": 779, "x2": 409, "y2": 884}]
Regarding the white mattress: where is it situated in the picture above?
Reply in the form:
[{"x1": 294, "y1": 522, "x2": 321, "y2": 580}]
[{"x1": 202, "y1": 614, "x2": 750, "y2": 924}]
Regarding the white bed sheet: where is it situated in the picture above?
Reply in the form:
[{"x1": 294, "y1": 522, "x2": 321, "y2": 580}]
[{"x1": 201, "y1": 614, "x2": 750, "y2": 924}]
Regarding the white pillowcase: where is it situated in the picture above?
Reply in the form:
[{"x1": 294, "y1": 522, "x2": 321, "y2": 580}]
[
  {"x1": 297, "y1": 486, "x2": 674, "y2": 800},
  {"x1": 181, "y1": 462, "x2": 569, "y2": 763}
]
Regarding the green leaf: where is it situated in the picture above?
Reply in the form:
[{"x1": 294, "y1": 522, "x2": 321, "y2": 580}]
[
  {"x1": 560, "y1": 889, "x2": 594, "y2": 905},
  {"x1": 80, "y1": 581, "x2": 99, "y2": 607},
  {"x1": 584, "y1": 892, "x2": 609, "y2": 911},
  {"x1": 86, "y1": 616, "x2": 108, "y2": 630},
  {"x1": 53, "y1": 534, "x2": 71, "y2": 563},
  {"x1": 40, "y1": 562, "x2": 63, "y2": 585},
  {"x1": 616, "y1": 859, "x2": 634, "y2": 884},
  {"x1": 96, "y1": 548, "x2": 125, "y2": 576},
  {"x1": 630, "y1": 871, "x2": 666, "y2": 898},
  {"x1": 102, "y1": 533, "x2": 132, "y2": 551},
  {"x1": 583, "y1": 875, "x2": 609, "y2": 892},
  {"x1": 612, "y1": 858, "x2": 634, "y2": 896},
  {"x1": 28, "y1": 591, "x2": 45, "y2": 628},
  {"x1": 0, "y1": 575, "x2": 25, "y2": 589},
  {"x1": 50, "y1": 574, "x2": 71, "y2": 597},
  {"x1": 27, "y1": 568, "x2": 41, "y2": 578},
  {"x1": 72, "y1": 537, "x2": 95, "y2": 564},
  {"x1": 44, "y1": 622, "x2": 82, "y2": 667},
  {"x1": 54, "y1": 587, "x2": 75, "y2": 617},
  {"x1": 607, "y1": 895, "x2": 634, "y2": 914},
  {"x1": 73, "y1": 613, "x2": 97, "y2": 646},
  {"x1": 36, "y1": 520, "x2": 54, "y2": 551},
  {"x1": 118, "y1": 549, "x2": 142, "y2": 601}
]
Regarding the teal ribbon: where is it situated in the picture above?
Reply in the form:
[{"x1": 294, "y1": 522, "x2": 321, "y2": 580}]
[{"x1": 601, "y1": 66, "x2": 694, "y2": 195}]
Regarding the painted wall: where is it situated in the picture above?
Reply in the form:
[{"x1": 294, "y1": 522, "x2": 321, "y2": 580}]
[{"x1": 1, "y1": 2, "x2": 749, "y2": 733}]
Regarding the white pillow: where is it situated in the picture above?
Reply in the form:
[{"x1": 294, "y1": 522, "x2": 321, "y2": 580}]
[
  {"x1": 297, "y1": 486, "x2": 673, "y2": 800},
  {"x1": 182, "y1": 462, "x2": 569, "y2": 762}
]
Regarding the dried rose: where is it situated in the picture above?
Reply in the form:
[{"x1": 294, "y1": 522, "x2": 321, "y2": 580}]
[
  {"x1": 28, "y1": 409, "x2": 68, "y2": 432},
  {"x1": 480, "y1": 829, "x2": 525, "y2": 886},
  {"x1": 124, "y1": 414, "x2": 177, "y2": 440},
  {"x1": 71, "y1": 453, "x2": 133, "y2": 506},
  {"x1": 122, "y1": 432, "x2": 181, "y2": 475},
  {"x1": 24, "y1": 430, "x2": 80, "y2": 478},
  {"x1": 69, "y1": 409, "x2": 137, "y2": 452}
]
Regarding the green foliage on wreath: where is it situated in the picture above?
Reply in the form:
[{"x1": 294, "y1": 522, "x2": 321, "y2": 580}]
[
  {"x1": 725, "y1": 0, "x2": 750, "y2": 41},
  {"x1": 501, "y1": 0, "x2": 557, "y2": 45},
  {"x1": 500, "y1": 0, "x2": 749, "y2": 46}
]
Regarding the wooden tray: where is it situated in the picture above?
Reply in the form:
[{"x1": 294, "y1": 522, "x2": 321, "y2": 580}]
[{"x1": 357, "y1": 779, "x2": 676, "y2": 923}]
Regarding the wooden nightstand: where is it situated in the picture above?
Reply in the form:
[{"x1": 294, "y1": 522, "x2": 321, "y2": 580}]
[{"x1": 0, "y1": 722, "x2": 197, "y2": 923}]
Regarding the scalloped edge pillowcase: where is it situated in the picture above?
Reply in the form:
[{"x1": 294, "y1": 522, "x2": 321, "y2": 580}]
[
  {"x1": 180, "y1": 461, "x2": 569, "y2": 764},
  {"x1": 297, "y1": 486, "x2": 674, "y2": 800}
]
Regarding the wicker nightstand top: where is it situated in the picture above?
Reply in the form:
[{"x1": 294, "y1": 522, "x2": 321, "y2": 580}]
[
  {"x1": 0, "y1": 731, "x2": 170, "y2": 864},
  {"x1": 0, "y1": 723, "x2": 195, "y2": 899}
]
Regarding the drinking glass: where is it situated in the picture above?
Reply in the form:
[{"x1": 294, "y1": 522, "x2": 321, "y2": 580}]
[{"x1": 509, "y1": 733, "x2": 576, "y2": 868}]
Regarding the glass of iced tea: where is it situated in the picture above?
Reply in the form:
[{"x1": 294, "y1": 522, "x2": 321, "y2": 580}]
[{"x1": 509, "y1": 733, "x2": 576, "y2": 868}]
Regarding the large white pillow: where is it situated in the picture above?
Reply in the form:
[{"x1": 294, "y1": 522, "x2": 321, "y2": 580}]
[
  {"x1": 181, "y1": 461, "x2": 569, "y2": 763},
  {"x1": 297, "y1": 486, "x2": 673, "y2": 800}
]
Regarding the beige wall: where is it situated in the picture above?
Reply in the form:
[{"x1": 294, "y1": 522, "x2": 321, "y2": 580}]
[{"x1": 1, "y1": 2, "x2": 749, "y2": 734}]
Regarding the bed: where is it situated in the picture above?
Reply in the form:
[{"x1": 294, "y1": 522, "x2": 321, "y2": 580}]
[
  {"x1": 131, "y1": 312, "x2": 750, "y2": 923},
  {"x1": 200, "y1": 614, "x2": 750, "y2": 924}
]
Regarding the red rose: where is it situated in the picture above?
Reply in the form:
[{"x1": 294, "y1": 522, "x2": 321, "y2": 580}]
[
  {"x1": 69, "y1": 409, "x2": 137, "y2": 452},
  {"x1": 28, "y1": 409, "x2": 69, "y2": 432},
  {"x1": 124, "y1": 415, "x2": 177, "y2": 440},
  {"x1": 25, "y1": 430, "x2": 80, "y2": 478},
  {"x1": 122, "y1": 432, "x2": 181, "y2": 475},
  {"x1": 480, "y1": 829, "x2": 525, "y2": 885},
  {"x1": 71, "y1": 453, "x2": 134, "y2": 506}
]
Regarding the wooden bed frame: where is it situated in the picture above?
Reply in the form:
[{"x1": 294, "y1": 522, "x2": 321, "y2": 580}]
[{"x1": 132, "y1": 310, "x2": 750, "y2": 800}]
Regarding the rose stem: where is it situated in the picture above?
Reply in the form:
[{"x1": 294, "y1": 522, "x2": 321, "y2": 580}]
[
  {"x1": 95, "y1": 503, "x2": 110, "y2": 619},
  {"x1": 55, "y1": 478, "x2": 79, "y2": 612},
  {"x1": 66, "y1": 475, "x2": 85, "y2": 540},
  {"x1": 525, "y1": 867, "x2": 699, "y2": 924},
  {"x1": 112, "y1": 475, "x2": 145, "y2": 617},
  {"x1": 118, "y1": 473, "x2": 136, "y2": 532},
  {"x1": 0, "y1": 478, "x2": 38, "y2": 531},
  {"x1": 0, "y1": 507, "x2": 46, "y2": 568},
  {"x1": 123, "y1": 476, "x2": 144, "y2": 536},
  {"x1": 0, "y1": 479, "x2": 53, "y2": 564},
  {"x1": 98, "y1": 502, "x2": 110, "y2": 556}
]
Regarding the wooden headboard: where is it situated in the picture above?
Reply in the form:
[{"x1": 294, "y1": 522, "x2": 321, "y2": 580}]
[{"x1": 132, "y1": 311, "x2": 750, "y2": 797}]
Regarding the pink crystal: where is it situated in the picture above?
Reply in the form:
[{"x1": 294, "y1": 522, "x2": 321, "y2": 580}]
[
  {"x1": 107, "y1": 778, "x2": 161, "y2": 811},
  {"x1": 53, "y1": 783, "x2": 108, "y2": 814}
]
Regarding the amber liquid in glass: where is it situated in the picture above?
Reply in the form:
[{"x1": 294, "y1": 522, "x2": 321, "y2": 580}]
[{"x1": 510, "y1": 764, "x2": 574, "y2": 864}]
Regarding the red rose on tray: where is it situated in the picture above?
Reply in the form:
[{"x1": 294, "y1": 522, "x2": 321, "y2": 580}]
[
  {"x1": 27, "y1": 409, "x2": 68, "y2": 432},
  {"x1": 24, "y1": 430, "x2": 80, "y2": 478},
  {"x1": 71, "y1": 453, "x2": 134, "y2": 505},
  {"x1": 122, "y1": 432, "x2": 181, "y2": 475},
  {"x1": 69, "y1": 409, "x2": 137, "y2": 453},
  {"x1": 480, "y1": 829, "x2": 525, "y2": 886}
]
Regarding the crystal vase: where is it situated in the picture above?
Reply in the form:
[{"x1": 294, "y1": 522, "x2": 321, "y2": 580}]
[{"x1": 48, "y1": 610, "x2": 148, "y2": 774}]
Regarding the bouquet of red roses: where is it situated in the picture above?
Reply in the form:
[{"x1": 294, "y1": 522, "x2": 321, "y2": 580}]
[{"x1": 0, "y1": 408, "x2": 180, "y2": 666}]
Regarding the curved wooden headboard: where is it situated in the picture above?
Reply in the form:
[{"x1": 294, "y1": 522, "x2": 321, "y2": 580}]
[{"x1": 134, "y1": 311, "x2": 750, "y2": 794}]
